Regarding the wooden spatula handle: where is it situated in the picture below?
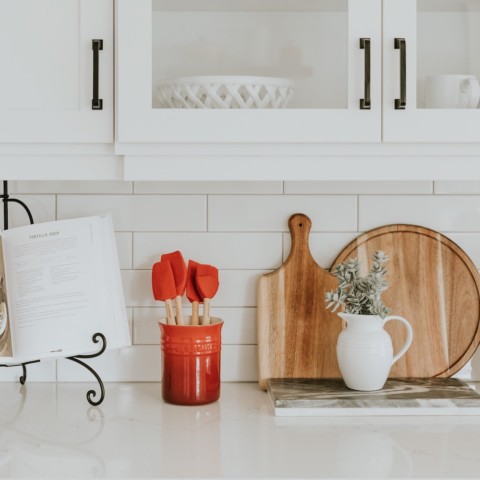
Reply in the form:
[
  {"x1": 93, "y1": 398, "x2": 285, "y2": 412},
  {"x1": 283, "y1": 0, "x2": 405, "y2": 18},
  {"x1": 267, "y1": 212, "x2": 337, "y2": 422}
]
[
  {"x1": 165, "y1": 299, "x2": 176, "y2": 325},
  {"x1": 203, "y1": 299, "x2": 211, "y2": 325},
  {"x1": 192, "y1": 301, "x2": 199, "y2": 325},
  {"x1": 175, "y1": 296, "x2": 184, "y2": 325}
]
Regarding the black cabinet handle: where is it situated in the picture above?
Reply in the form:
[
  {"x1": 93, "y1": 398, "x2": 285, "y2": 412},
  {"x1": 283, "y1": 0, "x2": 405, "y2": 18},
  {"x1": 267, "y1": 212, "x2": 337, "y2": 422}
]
[
  {"x1": 394, "y1": 38, "x2": 406, "y2": 110},
  {"x1": 92, "y1": 39, "x2": 103, "y2": 110},
  {"x1": 359, "y1": 38, "x2": 371, "y2": 110}
]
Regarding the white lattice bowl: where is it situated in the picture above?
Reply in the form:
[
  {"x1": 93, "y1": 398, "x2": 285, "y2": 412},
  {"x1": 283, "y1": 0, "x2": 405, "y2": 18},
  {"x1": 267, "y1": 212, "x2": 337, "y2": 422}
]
[{"x1": 156, "y1": 76, "x2": 295, "y2": 109}]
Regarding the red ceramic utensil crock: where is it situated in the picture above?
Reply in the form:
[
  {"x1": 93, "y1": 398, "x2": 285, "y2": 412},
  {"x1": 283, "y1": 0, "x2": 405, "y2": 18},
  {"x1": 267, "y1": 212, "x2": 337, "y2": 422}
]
[
  {"x1": 159, "y1": 317, "x2": 223, "y2": 405},
  {"x1": 186, "y1": 260, "x2": 202, "y2": 325},
  {"x1": 161, "y1": 251, "x2": 187, "y2": 325},
  {"x1": 152, "y1": 260, "x2": 176, "y2": 325},
  {"x1": 196, "y1": 264, "x2": 219, "y2": 325}
]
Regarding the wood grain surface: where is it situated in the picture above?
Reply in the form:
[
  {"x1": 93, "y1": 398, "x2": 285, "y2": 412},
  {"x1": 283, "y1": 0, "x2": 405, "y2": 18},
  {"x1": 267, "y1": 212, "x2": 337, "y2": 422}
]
[
  {"x1": 332, "y1": 225, "x2": 480, "y2": 378},
  {"x1": 257, "y1": 213, "x2": 342, "y2": 390}
]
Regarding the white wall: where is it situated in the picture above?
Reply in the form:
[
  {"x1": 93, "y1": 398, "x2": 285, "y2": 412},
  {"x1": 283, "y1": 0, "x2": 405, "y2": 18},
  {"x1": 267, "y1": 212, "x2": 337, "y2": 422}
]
[{"x1": 1, "y1": 179, "x2": 479, "y2": 382}]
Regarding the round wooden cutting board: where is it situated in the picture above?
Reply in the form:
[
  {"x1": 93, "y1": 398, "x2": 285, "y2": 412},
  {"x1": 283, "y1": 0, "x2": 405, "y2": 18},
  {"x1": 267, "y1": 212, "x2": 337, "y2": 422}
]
[{"x1": 332, "y1": 225, "x2": 480, "y2": 378}]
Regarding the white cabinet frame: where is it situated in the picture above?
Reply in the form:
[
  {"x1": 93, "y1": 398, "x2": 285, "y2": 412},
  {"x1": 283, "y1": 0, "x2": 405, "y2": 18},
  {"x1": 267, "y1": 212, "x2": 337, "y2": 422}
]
[
  {"x1": 0, "y1": 0, "x2": 113, "y2": 144},
  {"x1": 116, "y1": 0, "x2": 382, "y2": 147},
  {"x1": 383, "y1": 0, "x2": 480, "y2": 143}
]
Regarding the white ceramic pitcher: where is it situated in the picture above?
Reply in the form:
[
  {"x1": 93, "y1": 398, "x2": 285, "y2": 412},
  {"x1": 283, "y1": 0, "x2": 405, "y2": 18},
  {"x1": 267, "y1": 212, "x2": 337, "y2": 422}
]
[
  {"x1": 425, "y1": 75, "x2": 480, "y2": 109},
  {"x1": 336, "y1": 313, "x2": 413, "y2": 391}
]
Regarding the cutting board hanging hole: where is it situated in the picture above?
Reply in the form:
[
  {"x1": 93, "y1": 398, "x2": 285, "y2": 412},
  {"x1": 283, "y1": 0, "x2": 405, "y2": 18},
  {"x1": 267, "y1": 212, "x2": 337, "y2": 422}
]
[{"x1": 288, "y1": 213, "x2": 313, "y2": 263}]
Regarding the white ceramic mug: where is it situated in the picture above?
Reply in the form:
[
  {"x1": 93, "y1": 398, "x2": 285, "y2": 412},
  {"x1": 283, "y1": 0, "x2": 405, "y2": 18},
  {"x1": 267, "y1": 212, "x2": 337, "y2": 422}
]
[{"x1": 425, "y1": 75, "x2": 480, "y2": 109}]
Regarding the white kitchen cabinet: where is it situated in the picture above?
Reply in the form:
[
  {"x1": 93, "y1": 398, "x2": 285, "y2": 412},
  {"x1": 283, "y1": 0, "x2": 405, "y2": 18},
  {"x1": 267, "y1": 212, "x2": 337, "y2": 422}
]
[
  {"x1": 116, "y1": 0, "x2": 382, "y2": 148},
  {"x1": 383, "y1": 0, "x2": 480, "y2": 143},
  {"x1": 0, "y1": 0, "x2": 113, "y2": 144},
  {"x1": 117, "y1": 0, "x2": 480, "y2": 150}
]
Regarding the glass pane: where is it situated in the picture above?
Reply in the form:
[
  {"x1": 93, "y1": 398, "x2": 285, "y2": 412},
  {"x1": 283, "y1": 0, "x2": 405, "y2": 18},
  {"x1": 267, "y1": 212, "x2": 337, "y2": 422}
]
[
  {"x1": 152, "y1": 0, "x2": 348, "y2": 109},
  {"x1": 417, "y1": 0, "x2": 480, "y2": 109}
]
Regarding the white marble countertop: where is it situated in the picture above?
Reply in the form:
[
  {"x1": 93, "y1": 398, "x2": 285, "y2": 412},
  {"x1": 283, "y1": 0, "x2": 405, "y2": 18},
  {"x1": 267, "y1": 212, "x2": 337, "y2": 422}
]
[{"x1": 1, "y1": 382, "x2": 480, "y2": 479}]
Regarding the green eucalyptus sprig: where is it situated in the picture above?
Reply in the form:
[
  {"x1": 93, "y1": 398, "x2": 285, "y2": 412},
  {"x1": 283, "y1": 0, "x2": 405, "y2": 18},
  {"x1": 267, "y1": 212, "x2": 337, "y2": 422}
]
[{"x1": 325, "y1": 251, "x2": 391, "y2": 318}]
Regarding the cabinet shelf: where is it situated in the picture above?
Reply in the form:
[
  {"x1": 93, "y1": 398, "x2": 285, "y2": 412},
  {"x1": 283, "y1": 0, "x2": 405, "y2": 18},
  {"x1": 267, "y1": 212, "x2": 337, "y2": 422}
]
[{"x1": 152, "y1": 0, "x2": 347, "y2": 13}]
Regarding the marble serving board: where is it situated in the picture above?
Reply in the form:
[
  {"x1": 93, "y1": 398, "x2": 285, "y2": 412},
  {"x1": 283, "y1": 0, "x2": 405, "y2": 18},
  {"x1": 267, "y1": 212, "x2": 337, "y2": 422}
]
[{"x1": 267, "y1": 378, "x2": 480, "y2": 417}]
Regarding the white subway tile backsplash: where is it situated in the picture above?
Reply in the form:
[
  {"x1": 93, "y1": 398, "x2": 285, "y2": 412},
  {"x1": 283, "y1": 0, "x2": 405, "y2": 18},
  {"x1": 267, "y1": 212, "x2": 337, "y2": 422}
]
[
  {"x1": 285, "y1": 181, "x2": 433, "y2": 195},
  {"x1": 443, "y1": 234, "x2": 480, "y2": 268},
  {"x1": 0, "y1": 359, "x2": 56, "y2": 382},
  {"x1": 471, "y1": 351, "x2": 480, "y2": 381},
  {"x1": 56, "y1": 344, "x2": 257, "y2": 382},
  {"x1": 57, "y1": 195, "x2": 206, "y2": 232},
  {"x1": 200, "y1": 270, "x2": 262, "y2": 308},
  {"x1": 116, "y1": 233, "x2": 133, "y2": 269},
  {"x1": 124, "y1": 270, "x2": 264, "y2": 308},
  {"x1": 134, "y1": 307, "x2": 257, "y2": 345},
  {"x1": 133, "y1": 308, "x2": 161, "y2": 344},
  {"x1": 434, "y1": 181, "x2": 480, "y2": 194},
  {"x1": 283, "y1": 232, "x2": 360, "y2": 268},
  {"x1": 127, "y1": 308, "x2": 134, "y2": 338},
  {"x1": 9, "y1": 181, "x2": 132, "y2": 194},
  {"x1": 215, "y1": 307, "x2": 257, "y2": 344},
  {"x1": 134, "y1": 181, "x2": 282, "y2": 194},
  {"x1": 122, "y1": 270, "x2": 143, "y2": 307},
  {"x1": 6, "y1": 180, "x2": 480, "y2": 384},
  {"x1": 454, "y1": 361, "x2": 473, "y2": 380},
  {"x1": 222, "y1": 345, "x2": 258, "y2": 382},
  {"x1": 208, "y1": 195, "x2": 357, "y2": 232},
  {"x1": 359, "y1": 195, "x2": 480, "y2": 232},
  {"x1": 0, "y1": 195, "x2": 55, "y2": 228},
  {"x1": 57, "y1": 346, "x2": 161, "y2": 382},
  {"x1": 133, "y1": 232, "x2": 282, "y2": 270}
]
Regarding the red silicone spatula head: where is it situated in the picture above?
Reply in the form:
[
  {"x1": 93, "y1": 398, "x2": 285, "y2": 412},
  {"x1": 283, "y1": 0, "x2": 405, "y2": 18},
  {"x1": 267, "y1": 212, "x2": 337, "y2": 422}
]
[
  {"x1": 151, "y1": 260, "x2": 177, "y2": 301},
  {"x1": 186, "y1": 260, "x2": 202, "y2": 303},
  {"x1": 196, "y1": 264, "x2": 219, "y2": 300},
  {"x1": 161, "y1": 251, "x2": 187, "y2": 295}
]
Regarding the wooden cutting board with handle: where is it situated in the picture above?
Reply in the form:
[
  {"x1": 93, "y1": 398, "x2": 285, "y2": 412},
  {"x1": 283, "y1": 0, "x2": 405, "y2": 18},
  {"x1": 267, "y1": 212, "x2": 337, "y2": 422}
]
[
  {"x1": 257, "y1": 213, "x2": 342, "y2": 390},
  {"x1": 332, "y1": 224, "x2": 480, "y2": 378}
]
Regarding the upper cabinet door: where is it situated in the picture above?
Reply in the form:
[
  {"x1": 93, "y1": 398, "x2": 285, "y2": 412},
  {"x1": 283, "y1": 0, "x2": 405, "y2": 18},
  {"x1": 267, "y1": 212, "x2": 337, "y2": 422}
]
[
  {"x1": 116, "y1": 0, "x2": 381, "y2": 145},
  {"x1": 0, "y1": 0, "x2": 113, "y2": 144},
  {"x1": 383, "y1": 0, "x2": 480, "y2": 142}
]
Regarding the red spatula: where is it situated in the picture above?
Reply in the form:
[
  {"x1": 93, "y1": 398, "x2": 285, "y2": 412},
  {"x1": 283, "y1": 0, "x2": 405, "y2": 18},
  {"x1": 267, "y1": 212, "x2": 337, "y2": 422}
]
[
  {"x1": 196, "y1": 264, "x2": 219, "y2": 325},
  {"x1": 161, "y1": 251, "x2": 187, "y2": 326},
  {"x1": 186, "y1": 260, "x2": 202, "y2": 325},
  {"x1": 152, "y1": 260, "x2": 176, "y2": 325}
]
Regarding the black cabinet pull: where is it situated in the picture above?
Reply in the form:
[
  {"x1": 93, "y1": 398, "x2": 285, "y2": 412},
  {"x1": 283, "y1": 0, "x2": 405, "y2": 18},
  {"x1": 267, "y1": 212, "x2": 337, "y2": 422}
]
[
  {"x1": 92, "y1": 39, "x2": 103, "y2": 110},
  {"x1": 359, "y1": 38, "x2": 371, "y2": 110},
  {"x1": 394, "y1": 38, "x2": 406, "y2": 110}
]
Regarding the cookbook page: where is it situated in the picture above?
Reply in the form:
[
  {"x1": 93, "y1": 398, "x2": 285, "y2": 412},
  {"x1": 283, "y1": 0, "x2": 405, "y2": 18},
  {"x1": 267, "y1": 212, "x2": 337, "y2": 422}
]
[
  {"x1": 1, "y1": 216, "x2": 116, "y2": 362},
  {"x1": 0, "y1": 237, "x2": 13, "y2": 360}
]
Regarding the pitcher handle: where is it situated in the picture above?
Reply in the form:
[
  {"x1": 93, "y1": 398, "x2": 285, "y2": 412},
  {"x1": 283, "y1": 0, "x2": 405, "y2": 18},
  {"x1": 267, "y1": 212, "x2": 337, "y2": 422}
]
[
  {"x1": 460, "y1": 77, "x2": 480, "y2": 108},
  {"x1": 383, "y1": 315, "x2": 413, "y2": 365}
]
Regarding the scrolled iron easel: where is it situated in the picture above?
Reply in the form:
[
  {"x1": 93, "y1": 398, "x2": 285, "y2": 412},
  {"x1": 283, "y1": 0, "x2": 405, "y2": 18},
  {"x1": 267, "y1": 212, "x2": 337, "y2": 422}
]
[{"x1": 0, "y1": 181, "x2": 107, "y2": 406}]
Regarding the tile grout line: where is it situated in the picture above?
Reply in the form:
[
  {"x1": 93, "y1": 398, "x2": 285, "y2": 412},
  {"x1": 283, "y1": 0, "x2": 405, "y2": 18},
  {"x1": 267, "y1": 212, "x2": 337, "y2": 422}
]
[
  {"x1": 356, "y1": 194, "x2": 360, "y2": 232},
  {"x1": 131, "y1": 231, "x2": 135, "y2": 345},
  {"x1": 55, "y1": 192, "x2": 59, "y2": 383},
  {"x1": 206, "y1": 194, "x2": 209, "y2": 232}
]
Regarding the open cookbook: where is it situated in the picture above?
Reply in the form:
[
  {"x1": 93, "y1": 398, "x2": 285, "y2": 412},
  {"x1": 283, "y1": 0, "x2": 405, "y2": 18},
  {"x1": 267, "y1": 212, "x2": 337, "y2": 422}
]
[{"x1": 0, "y1": 215, "x2": 130, "y2": 364}]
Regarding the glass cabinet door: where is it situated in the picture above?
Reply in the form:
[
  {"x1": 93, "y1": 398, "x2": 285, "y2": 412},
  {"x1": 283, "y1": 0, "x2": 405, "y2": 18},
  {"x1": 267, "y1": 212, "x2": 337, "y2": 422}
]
[
  {"x1": 116, "y1": 0, "x2": 381, "y2": 145},
  {"x1": 383, "y1": 0, "x2": 480, "y2": 142}
]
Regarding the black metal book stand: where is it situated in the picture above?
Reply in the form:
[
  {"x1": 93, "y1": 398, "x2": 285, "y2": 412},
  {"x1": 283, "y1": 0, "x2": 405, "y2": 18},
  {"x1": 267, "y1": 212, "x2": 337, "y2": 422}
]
[{"x1": 0, "y1": 181, "x2": 106, "y2": 406}]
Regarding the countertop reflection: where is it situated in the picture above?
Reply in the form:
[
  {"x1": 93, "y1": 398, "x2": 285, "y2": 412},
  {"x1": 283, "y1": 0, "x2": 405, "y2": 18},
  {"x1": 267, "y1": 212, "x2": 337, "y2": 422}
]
[{"x1": 0, "y1": 382, "x2": 480, "y2": 478}]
